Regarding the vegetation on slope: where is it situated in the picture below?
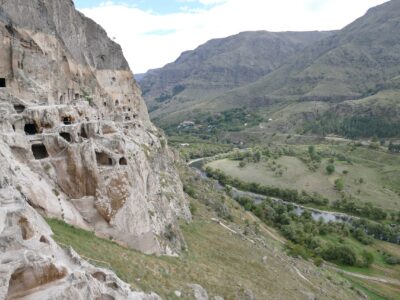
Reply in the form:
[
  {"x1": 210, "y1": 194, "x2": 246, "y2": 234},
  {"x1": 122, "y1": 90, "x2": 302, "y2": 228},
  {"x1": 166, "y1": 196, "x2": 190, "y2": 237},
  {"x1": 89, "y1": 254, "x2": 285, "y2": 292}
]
[
  {"x1": 46, "y1": 164, "x2": 364, "y2": 300},
  {"x1": 142, "y1": 1, "x2": 400, "y2": 140}
]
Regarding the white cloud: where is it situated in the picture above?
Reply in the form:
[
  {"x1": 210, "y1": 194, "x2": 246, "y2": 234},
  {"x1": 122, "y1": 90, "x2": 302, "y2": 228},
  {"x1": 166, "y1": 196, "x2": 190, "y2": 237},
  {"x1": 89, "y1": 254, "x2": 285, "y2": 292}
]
[{"x1": 80, "y1": 0, "x2": 388, "y2": 73}]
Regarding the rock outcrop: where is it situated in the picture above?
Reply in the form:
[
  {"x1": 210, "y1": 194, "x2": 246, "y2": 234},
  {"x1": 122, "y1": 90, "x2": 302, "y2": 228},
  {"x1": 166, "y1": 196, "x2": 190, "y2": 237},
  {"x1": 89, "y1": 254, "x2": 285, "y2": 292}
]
[
  {"x1": 0, "y1": 0, "x2": 190, "y2": 297},
  {"x1": 0, "y1": 177, "x2": 160, "y2": 299},
  {"x1": 0, "y1": 0, "x2": 190, "y2": 256}
]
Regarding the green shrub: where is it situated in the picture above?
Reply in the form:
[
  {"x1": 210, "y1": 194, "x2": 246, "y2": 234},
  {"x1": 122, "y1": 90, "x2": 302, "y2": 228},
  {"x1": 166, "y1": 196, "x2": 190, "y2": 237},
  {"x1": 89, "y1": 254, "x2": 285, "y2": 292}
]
[
  {"x1": 314, "y1": 257, "x2": 324, "y2": 267},
  {"x1": 183, "y1": 184, "x2": 197, "y2": 199},
  {"x1": 334, "y1": 178, "x2": 344, "y2": 191},
  {"x1": 360, "y1": 250, "x2": 374, "y2": 267},
  {"x1": 383, "y1": 255, "x2": 400, "y2": 265},
  {"x1": 322, "y1": 245, "x2": 357, "y2": 266},
  {"x1": 189, "y1": 203, "x2": 197, "y2": 215},
  {"x1": 326, "y1": 164, "x2": 335, "y2": 175}
]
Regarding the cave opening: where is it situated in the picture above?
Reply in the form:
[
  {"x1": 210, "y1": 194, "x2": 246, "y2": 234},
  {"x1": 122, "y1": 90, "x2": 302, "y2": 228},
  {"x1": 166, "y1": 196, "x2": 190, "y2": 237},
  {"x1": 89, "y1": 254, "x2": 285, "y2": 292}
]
[
  {"x1": 119, "y1": 157, "x2": 128, "y2": 165},
  {"x1": 31, "y1": 144, "x2": 49, "y2": 160},
  {"x1": 60, "y1": 132, "x2": 72, "y2": 143},
  {"x1": 62, "y1": 116, "x2": 72, "y2": 125},
  {"x1": 14, "y1": 104, "x2": 25, "y2": 113},
  {"x1": 0, "y1": 78, "x2": 5, "y2": 88},
  {"x1": 24, "y1": 123, "x2": 38, "y2": 135},
  {"x1": 80, "y1": 126, "x2": 88, "y2": 139},
  {"x1": 96, "y1": 151, "x2": 114, "y2": 166}
]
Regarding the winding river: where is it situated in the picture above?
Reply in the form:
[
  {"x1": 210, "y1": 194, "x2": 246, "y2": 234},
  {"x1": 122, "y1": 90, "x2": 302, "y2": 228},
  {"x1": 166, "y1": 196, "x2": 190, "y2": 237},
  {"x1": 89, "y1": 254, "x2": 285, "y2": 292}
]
[{"x1": 188, "y1": 158, "x2": 356, "y2": 224}]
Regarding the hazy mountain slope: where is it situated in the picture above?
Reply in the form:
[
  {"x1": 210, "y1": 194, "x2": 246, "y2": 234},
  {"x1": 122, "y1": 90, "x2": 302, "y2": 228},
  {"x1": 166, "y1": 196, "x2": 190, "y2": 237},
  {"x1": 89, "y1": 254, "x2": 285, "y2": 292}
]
[
  {"x1": 199, "y1": 0, "x2": 400, "y2": 138},
  {"x1": 215, "y1": 0, "x2": 400, "y2": 106},
  {"x1": 142, "y1": 0, "x2": 400, "y2": 138},
  {"x1": 139, "y1": 31, "x2": 333, "y2": 125}
]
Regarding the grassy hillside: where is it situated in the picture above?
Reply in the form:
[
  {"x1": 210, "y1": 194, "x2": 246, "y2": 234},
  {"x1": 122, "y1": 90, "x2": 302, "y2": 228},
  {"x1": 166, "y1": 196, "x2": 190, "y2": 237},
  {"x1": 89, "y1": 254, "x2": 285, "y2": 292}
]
[
  {"x1": 140, "y1": 30, "x2": 333, "y2": 127},
  {"x1": 206, "y1": 144, "x2": 400, "y2": 210},
  {"x1": 141, "y1": 1, "x2": 400, "y2": 140},
  {"x1": 203, "y1": 1, "x2": 400, "y2": 138},
  {"x1": 46, "y1": 164, "x2": 368, "y2": 300}
]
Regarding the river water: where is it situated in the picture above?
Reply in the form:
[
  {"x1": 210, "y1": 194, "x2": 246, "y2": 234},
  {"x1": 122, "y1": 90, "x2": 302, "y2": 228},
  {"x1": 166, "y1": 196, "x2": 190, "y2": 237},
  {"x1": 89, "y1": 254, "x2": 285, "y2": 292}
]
[{"x1": 188, "y1": 158, "x2": 355, "y2": 224}]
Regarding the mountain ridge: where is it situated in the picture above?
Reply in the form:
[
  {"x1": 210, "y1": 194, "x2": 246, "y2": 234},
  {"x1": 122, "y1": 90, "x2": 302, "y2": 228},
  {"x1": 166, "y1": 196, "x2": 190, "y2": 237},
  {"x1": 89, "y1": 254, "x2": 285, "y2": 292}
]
[
  {"x1": 140, "y1": 0, "x2": 400, "y2": 139},
  {"x1": 139, "y1": 30, "x2": 334, "y2": 124}
]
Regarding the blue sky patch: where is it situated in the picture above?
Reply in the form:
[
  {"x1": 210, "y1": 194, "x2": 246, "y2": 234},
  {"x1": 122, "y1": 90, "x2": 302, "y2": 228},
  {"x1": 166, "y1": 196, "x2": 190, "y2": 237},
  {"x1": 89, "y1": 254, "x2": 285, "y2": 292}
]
[{"x1": 74, "y1": 0, "x2": 214, "y2": 14}]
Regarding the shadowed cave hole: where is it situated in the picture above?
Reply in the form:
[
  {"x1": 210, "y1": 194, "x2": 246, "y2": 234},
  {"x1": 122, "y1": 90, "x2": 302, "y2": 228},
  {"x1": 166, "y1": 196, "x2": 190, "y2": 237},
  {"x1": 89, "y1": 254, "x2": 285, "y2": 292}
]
[
  {"x1": 91, "y1": 271, "x2": 106, "y2": 282},
  {"x1": 24, "y1": 123, "x2": 38, "y2": 135},
  {"x1": 14, "y1": 104, "x2": 25, "y2": 113},
  {"x1": 39, "y1": 235, "x2": 49, "y2": 244},
  {"x1": 80, "y1": 126, "x2": 88, "y2": 139},
  {"x1": 0, "y1": 78, "x2": 5, "y2": 88},
  {"x1": 31, "y1": 144, "x2": 49, "y2": 160},
  {"x1": 119, "y1": 157, "x2": 127, "y2": 165},
  {"x1": 96, "y1": 151, "x2": 114, "y2": 166},
  {"x1": 62, "y1": 116, "x2": 72, "y2": 125},
  {"x1": 60, "y1": 132, "x2": 71, "y2": 142}
]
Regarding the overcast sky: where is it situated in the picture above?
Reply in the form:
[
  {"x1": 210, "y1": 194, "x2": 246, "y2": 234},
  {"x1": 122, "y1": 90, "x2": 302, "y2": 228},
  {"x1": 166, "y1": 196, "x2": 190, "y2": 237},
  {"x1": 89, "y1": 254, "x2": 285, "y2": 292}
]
[{"x1": 76, "y1": 0, "x2": 389, "y2": 74}]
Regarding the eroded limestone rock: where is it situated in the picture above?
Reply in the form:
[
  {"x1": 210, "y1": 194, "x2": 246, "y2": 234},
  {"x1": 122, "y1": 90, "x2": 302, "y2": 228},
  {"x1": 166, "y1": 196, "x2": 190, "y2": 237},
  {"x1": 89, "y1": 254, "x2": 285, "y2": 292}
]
[
  {"x1": 0, "y1": 169, "x2": 162, "y2": 299},
  {"x1": 0, "y1": 0, "x2": 190, "y2": 256},
  {"x1": 0, "y1": 0, "x2": 190, "y2": 298}
]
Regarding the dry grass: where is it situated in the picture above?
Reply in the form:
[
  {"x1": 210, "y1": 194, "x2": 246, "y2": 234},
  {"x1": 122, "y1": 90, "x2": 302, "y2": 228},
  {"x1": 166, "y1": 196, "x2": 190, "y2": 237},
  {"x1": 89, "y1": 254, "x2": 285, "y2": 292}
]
[{"x1": 47, "y1": 197, "x2": 357, "y2": 300}]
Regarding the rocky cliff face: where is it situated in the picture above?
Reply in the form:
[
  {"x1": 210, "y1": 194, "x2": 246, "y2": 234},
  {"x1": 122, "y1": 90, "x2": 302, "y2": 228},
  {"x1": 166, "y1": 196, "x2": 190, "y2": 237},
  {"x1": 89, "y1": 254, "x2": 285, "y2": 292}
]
[{"x1": 0, "y1": 0, "x2": 190, "y2": 297}]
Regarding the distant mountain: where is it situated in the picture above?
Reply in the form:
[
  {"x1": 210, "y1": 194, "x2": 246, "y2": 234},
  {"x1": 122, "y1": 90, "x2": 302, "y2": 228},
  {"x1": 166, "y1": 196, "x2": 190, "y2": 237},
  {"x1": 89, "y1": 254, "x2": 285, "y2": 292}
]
[
  {"x1": 139, "y1": 31, "x2": 333, "y2": 125},
  {"x1": 216, "y1": 0, "x2": 400, "y2": 104},
  {"x1": 140, "y1": 0, "x2": 400, "y2": 139},
  {"x1": 134, "y1": 73, "x2": 146, "y2": 82},
  {"x1": 209, "y1": 0, "x2": 400, "y2": 138}
]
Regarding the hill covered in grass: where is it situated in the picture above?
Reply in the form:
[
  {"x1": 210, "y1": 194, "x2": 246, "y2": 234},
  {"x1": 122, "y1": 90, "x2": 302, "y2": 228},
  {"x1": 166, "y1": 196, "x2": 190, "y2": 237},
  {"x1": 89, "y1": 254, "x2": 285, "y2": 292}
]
[
  {"x1": 140, "y1": 0, "x2": 400, "y2": 139},
  {"x1": 139, "y1": 30, "x2": 333, "y2": 126},
  {"x1": 46, "y1": 163, "x2": 376, "y2": 300}
]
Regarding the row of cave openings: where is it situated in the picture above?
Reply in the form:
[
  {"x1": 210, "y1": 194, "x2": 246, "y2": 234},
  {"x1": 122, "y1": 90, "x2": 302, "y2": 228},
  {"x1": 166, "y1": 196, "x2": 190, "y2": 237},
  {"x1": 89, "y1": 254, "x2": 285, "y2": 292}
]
[
  {"x1": 22, "y1": 116, "x2": 79, "y2": 136},
  {"x1": 23, "y1": 123, "x2": 85, "y2": 144},
  {"x1": 30, "y1": 144, "x2": 128, "y2": 168},
  {"x1": 104, "y1": 99, "x2": 131, "y2": 108},
  {"x1": 103, "y1": 99, "x2": 138, "y2": 120},
  {"x1": 95, "y1": 151, "x2": 127, "y2": 167}
]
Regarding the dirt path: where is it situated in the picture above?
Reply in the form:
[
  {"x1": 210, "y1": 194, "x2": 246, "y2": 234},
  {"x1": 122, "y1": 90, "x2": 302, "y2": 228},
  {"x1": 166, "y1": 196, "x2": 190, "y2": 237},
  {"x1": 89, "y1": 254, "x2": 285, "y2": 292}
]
[
  {"x1": 329, "y1": 265, "x2": 400, "y2": 287},
  {"x1": 245, "y1": 212, "x2": 286, "y2": 244}
]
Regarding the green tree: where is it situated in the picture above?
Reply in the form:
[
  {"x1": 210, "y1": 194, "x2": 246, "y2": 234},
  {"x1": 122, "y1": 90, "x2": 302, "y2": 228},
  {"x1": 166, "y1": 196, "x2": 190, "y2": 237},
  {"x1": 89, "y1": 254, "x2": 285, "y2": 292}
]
[
  {"x1": 254, "y1": 151, "x2": 262, "y2": 163},
  {"x1": 334, "y1": 178, "x2": 344, "y2": 191},
  {"x1": 326, "y1": 164, "x2": 335, "y2": 175},
  {"x1": 308, "y1": 145, "x2": 315, "y2": 156}
]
